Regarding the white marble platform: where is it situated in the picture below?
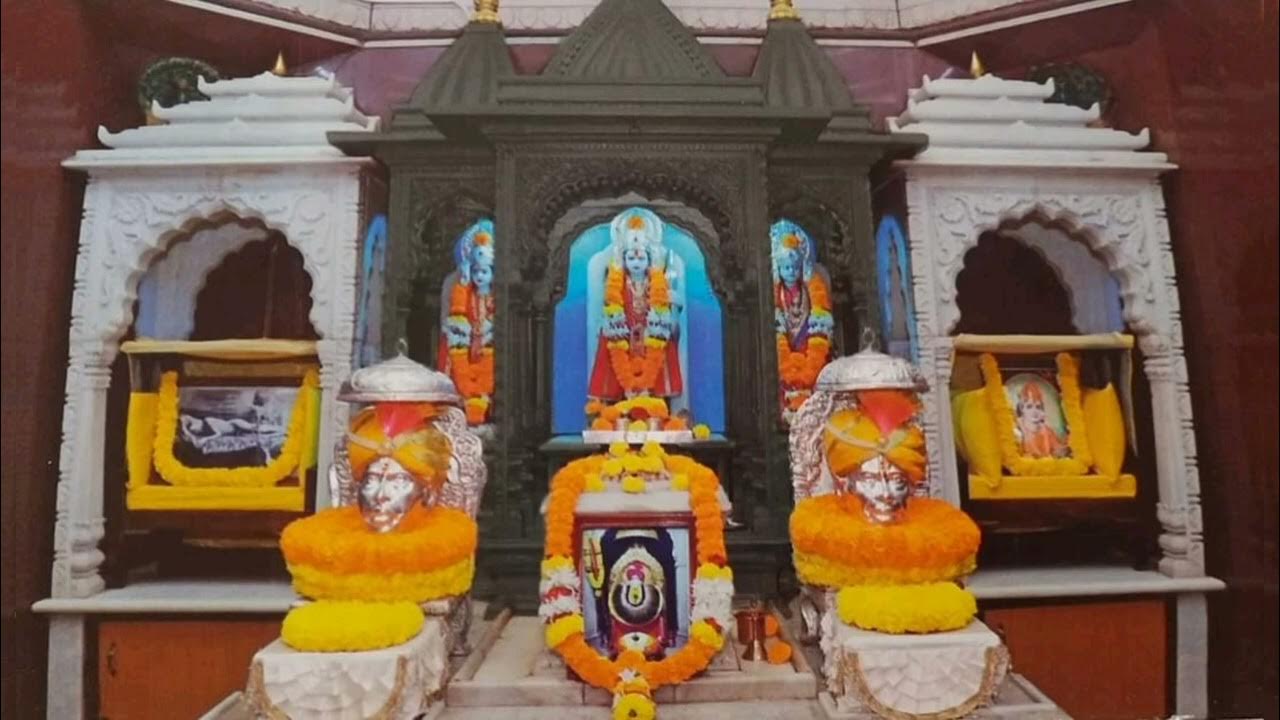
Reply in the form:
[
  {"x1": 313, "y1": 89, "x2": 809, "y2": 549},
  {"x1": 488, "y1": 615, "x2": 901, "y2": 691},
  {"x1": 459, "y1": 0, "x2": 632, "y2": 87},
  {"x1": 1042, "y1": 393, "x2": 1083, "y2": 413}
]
[
  {"x1": 30, "y1": 566, "x2": 1225, "y2": 616},
  {"x1": 447, "y1": 615, "x2": 817, "y2": 708}
]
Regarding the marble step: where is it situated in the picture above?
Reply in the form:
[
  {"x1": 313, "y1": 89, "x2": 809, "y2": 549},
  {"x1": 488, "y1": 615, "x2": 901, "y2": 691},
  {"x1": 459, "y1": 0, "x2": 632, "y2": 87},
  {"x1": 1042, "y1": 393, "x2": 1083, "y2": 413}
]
[
  {"x1": 447, "y1": 615, "x2": 818, "y2": 708},
  {"x1": 439, "y1": 699, "x2": 825, "y2": 720}
]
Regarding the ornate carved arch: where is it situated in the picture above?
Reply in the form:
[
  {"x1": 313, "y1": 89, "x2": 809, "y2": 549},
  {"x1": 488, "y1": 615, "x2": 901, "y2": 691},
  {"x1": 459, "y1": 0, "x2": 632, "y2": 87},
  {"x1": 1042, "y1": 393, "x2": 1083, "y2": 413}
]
[
  {"x1": 83, "y1": 176, "x2": 357, "y2": 362},
  {"x1": 524, "y1": 170, "x2": 738, "y2": 308},
  {"x1": 535, "y1": 194, "x2": 729, "y2": 310},
  {"x1": 913, "y1": 188, "x2": 1168, "y2": 346}
]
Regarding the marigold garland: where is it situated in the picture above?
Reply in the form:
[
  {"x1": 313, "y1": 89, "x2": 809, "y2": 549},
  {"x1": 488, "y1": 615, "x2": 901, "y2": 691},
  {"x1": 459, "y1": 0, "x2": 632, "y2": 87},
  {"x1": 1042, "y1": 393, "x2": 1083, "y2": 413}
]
[
  {"x1": 604, "y1": 265, "x2": 673, "y2": 394},
  {"x1": 790, "y1": 495, "x2": 979, "y2": 587},
  {"x1": 281, "y1": 600, "x2": 424, "y2": 652},
  {"x1": 444, "y1": 282, "x2": 496, "y2": 424},
  {"x1": 980, "y1": 353, "x2": 1094, "y2": 477},
  {"x1": 152, "y1": 370, "x2": 318, "y2": 488},
  {"x1": 776, "y1": 276, "x2": 833, "y2": 393},
  {"x1": 540, "y1": 451, "x2": 731, "y2": 715},
  {"x1": 835, "y1": 582, "x2": 977, "y2": 634},
  {"x1": 282, "y1": 505, "x2": 477, "y2": 601}
]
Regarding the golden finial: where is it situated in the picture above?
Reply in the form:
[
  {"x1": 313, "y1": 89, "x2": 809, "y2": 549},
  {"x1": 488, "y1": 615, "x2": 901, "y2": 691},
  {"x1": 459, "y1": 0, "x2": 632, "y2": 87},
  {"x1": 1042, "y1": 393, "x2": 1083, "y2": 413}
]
[
  {"x1": 969, "y1": 51, "x2": 986, "y2": 78},
  {"x1": 272, "y1": 52, "x2": 288, "y2": 76},
  {"x1": 473, "y1": 0, "x2": 501, "y2": 23},
  {"x1": 769, "y1": 0, "x2": 799, "y2": 21}
]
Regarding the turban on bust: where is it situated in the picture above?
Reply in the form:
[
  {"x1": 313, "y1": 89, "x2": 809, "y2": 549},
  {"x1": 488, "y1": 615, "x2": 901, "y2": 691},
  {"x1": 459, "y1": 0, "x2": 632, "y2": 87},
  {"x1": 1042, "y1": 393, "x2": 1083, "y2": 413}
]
[
  {"x1": 347, "y1": 403, "x2": 452, "y2": 488},
  {"x1": 824, "y1": 390, "x2": 927, "y2": 484}
]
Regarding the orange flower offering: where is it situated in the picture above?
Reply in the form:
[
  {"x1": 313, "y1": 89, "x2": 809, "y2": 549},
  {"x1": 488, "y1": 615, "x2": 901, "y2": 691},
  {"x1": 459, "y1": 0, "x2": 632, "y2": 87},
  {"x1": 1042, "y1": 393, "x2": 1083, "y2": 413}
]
[
  {"x1": 282, "y1": 505, "x2": 478, "y2": 602},
  {"x1": 791, "y1": 494, "x2": 980, "y2": 586},
  {"x1": 603, "y1": 265, "x2": 673, "y2": 394},
  {"x1": 776, "y1": 275, "x2": 833, "y2": 393}
]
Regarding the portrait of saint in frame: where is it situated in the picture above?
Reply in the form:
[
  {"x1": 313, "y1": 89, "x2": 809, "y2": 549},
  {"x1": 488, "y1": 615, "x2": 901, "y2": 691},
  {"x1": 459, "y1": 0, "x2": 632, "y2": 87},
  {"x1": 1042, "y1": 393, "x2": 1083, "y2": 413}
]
[{"x1": 1002, "y1": 371, "x2": 1073, "y2": 460}]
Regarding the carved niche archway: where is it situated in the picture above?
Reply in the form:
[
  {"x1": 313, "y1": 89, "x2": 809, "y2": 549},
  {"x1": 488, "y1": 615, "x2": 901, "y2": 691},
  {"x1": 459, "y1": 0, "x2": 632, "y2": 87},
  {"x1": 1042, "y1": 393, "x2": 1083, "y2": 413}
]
[
  {"x1": 52, "y1": 166, "x2": 368, "y2": 599},
  {"x1": 905, "y1": 179, "x2": 1202, "y2": 580}
]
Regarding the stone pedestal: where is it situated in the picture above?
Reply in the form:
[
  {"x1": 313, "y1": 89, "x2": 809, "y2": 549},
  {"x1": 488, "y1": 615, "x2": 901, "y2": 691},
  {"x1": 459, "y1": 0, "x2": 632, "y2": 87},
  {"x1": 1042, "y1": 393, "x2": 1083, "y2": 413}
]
[
  {"x1": 820, "y1": 616, "x2": 1009, "y2": 719},
  {"x1": 242, "y1": 618, "x2": 450, "y2": 720}
]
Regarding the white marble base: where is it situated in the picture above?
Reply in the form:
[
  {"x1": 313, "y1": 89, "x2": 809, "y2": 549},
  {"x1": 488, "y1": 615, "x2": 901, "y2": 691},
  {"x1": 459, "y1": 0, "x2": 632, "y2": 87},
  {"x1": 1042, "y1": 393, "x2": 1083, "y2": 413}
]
[
  {"x1": 821, "y1": 615, "x2": 1009, "y2": 718},
  {"x1": 243, "y1": 618, "x2": 450, "y2": 720},
  {"x1": 818, "y1": 674, "x2": 1070, "y2": 719}
]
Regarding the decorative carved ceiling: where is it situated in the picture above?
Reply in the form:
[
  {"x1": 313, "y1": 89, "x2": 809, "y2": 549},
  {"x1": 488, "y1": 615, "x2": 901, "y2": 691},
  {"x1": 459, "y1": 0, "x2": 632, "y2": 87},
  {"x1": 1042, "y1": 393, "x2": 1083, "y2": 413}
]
[{"x1": 177, "y1": 0, "x2": 1129, "y2": 41}]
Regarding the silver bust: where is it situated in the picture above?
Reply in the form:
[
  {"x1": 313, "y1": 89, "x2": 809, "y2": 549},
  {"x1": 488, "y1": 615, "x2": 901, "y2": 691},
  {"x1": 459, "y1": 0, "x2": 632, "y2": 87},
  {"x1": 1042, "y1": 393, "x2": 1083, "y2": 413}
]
[
  {"x1": 843, "y1": 455, "x2": 911, "y2": 524},
  {"x1": 357, "y1": 456, "x2": 424, "y2": 533},
  {"x1": 329, "y1": 350, "x2": 487, "y2": 522}
]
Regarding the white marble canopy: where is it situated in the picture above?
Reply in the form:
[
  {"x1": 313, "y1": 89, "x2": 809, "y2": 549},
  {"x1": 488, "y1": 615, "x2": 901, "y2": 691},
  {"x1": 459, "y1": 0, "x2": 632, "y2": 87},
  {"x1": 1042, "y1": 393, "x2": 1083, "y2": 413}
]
[{"x1": 889, "y1": 73, "x2": 1217, "y2": 718}]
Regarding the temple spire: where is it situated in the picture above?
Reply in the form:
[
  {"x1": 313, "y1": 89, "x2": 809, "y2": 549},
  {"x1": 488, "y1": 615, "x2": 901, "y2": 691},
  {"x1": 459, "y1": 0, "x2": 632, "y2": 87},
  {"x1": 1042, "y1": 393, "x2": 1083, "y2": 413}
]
[
  {"x1": 769, "y1": 0, "x2": 799, "y2": 21},
  {"x1": 970, "y1": 51, "x2": 986, "y2": 78},
  {"x1": 272, "y1": 52, "x2": 287, "y2": 76},
  {"x1": 473, "y1": 0, "x2": 501, "y2": 23}
]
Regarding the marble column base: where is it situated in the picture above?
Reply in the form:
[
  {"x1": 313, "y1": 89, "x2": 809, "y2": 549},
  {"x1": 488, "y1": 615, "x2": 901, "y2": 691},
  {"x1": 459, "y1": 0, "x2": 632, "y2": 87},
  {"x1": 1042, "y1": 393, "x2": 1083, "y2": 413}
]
[
  {"x1": 821, "y1": 612, "x2": 1010, "y2": 720},
  {"x1": 243, "y1": 618, "x2": 449, "y2": 720}
]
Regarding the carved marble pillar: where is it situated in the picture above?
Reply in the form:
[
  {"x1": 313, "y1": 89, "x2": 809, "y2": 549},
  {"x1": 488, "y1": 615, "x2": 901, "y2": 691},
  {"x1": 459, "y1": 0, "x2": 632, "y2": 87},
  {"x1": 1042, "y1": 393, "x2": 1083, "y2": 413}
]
[
  {"x1": 917, "y1": 338, "x2": 958, "y2": 503},
  {"x1": 51, "y1": 348, "x2": 111, "y2": 599},
  {"x1": 1143, "y1": 344, "x2": 1205, "y2": 577}
]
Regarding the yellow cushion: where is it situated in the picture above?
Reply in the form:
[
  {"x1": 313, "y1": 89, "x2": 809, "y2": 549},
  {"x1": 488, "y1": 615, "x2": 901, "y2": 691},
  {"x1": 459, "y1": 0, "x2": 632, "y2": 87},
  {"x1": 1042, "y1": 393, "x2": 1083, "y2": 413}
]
[
  {"x1": 125, "y1": 392, "x2": 159, "y2": 489},
  {"x1": 952, "y1": 388, "x2": 1004, "y2": 483},
  {"x1": 1083, "y1": 384, "x2": 1126, "y2": 477}
]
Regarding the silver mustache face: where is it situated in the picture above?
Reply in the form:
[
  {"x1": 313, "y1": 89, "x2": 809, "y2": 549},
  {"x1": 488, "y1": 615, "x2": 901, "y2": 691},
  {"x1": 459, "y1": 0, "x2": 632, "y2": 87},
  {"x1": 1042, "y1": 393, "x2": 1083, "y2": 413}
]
[
  {"x1": 847, "y1": 455, "x2": 911, "y2": 524},
  {"x1": 357, "y1": 456, "x2": 423, "y2": 533}
]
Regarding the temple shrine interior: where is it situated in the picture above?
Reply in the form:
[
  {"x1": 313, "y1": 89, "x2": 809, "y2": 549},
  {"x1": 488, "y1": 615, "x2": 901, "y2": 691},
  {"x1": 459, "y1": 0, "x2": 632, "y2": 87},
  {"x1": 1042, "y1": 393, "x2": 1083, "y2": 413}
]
[{"x1": 1, "y1": 1, "x2": 1276, "y2": 719}]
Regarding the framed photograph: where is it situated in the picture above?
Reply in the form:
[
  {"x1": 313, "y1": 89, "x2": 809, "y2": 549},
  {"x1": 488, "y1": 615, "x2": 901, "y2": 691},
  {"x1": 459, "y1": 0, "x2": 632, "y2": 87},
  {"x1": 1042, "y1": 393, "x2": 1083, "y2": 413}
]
[
  {"x1": 576, "y1": 514, "x2": 695, "y2": 659},
  {"x1": 1001, "y1": 370, "x2": 1073, "y2": 460},
  {"x1": 172, "y1": 385, "x2": 300, "y2": 469}
]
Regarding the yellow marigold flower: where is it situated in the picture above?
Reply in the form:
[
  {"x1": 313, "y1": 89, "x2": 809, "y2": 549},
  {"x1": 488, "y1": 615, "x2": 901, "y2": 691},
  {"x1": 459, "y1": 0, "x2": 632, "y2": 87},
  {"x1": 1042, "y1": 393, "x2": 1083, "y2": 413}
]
[
  {"x1": 604, "y1": 303, "x2": 625, "y2": 315},
  {"x1": 545, "y1": 614, "x2": 585, "y2": 649},
  {"x1": 695, "y1": 562, "x2": 732, "y2": 582},
  {"x1": 282, "y1": 600, "x2": 424, "y2": 653},
  {"x1": 690, "y1": 620, "x2": 724, "y2": 651},
  {"x1": 640, "y1": 441, "x2": 664, "y2": 458},
  {"x1": 693, "y1": 424, "x2": 711, "y2": 440},
  {"x1": 836, "y1": 583, "x2": 976, "y2": 634},
  {"x1": 602, "y1": 458, "x2": 624, "y2": 476},
  {"x1": 628, "y1": 420, "x2": 649, "y2": 432},
  {"x1": 622, "y1": 454, "x2": 645, "y2": 474},
  {"x1": 644, "y1": 337, "x2": 666, "y2": 349},
  {"x1": 613, "y1": 693, "x2": 656, "y2": 720},
  {"x1": 621, "y1": 475, "x2": 647, "y2": 494},
  {"x1": 585, "y1": 473, "x2": 606, "y2": 493},
  {"x1": 670, "y1": 473, "x2": 690, "y2": 491},
  {"x1": 642, "y1": 456, "x2": 664, "y2": 473},
  {"x1": 609, "y1": 442, "x2": 630, "y2": 458},
  {"x1": 541, "y1": 555, "x2": 574, "y2": 576}
]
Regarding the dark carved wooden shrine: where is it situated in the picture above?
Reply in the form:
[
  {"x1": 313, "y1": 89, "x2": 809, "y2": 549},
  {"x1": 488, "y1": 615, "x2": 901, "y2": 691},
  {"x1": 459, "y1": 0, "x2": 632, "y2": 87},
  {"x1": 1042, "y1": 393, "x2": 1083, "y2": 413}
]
[{"x1": 332, "y1": 0, "x2": 923, "y2": 603}]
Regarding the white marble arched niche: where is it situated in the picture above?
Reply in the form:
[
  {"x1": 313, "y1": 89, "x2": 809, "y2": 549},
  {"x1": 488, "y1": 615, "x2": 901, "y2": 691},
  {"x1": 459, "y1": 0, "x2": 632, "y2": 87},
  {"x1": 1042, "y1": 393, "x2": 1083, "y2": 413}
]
[
  {"x1": 908, "y1": 188, "x2": 1202, "y2": 579},
  {"x1": 54, "y1": 172, "x2": 362, "y2": 599}
]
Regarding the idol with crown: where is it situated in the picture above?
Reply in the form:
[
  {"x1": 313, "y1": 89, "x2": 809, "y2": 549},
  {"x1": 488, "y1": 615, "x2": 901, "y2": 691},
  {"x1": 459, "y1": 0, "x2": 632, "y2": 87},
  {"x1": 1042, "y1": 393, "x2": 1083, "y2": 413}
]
[
  {"x1": 440, "y1": 220, "x2": 497, "y2": 426},
  {"x1": 581, "y1": 208, "x2": 708, "y2": 440},
  {"x1": 771, "y1": 220, "x2": 834, "y2": 423},
  {"x1": 788, "y1": 339, "x2": 1009, "y2": 718},
  {"x1": 244, "y1": 352, "x2": 487, "y2": 719}
]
